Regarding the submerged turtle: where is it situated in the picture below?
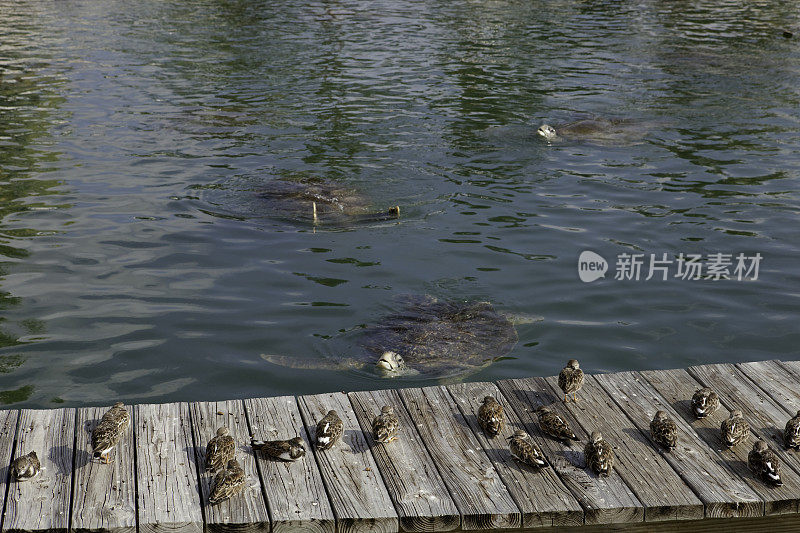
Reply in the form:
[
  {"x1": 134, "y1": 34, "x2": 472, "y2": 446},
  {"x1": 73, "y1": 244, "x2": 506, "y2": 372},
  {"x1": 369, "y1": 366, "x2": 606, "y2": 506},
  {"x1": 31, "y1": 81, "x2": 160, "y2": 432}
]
[
  {"x1": 262, "y1": 295, "x2": 521, "y2": 380},
  {"x1": 256, "y1": 178, "x2": 400, "y2": 226},
  {"x1": 537, "y1": 117, "x2": 651, "y2": 146}
]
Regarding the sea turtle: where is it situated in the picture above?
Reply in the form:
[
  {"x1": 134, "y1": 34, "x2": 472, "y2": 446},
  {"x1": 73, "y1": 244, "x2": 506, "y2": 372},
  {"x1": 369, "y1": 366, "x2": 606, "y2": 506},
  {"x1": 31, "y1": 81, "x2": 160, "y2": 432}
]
[
  {"x1": 256, "y1": 178, "x2": 400, "y2": 226},
  {"x1": 262, "y1": 295, "x2": 522, "y2": 381},
  {"x1": 537, "y1": 117, "x2": 651, "y2": 146}
]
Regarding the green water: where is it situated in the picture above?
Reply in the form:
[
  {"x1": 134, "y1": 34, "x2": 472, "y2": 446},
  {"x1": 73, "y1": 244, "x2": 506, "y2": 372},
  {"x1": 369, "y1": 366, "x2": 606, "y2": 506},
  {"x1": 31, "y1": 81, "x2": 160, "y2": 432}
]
[{"x1": 1, "y1": 0, "x2": 799, "y2": 408}]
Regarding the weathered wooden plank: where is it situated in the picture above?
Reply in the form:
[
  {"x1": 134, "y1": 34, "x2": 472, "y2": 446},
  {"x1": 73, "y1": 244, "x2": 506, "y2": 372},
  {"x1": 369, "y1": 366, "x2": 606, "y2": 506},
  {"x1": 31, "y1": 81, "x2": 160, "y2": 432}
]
[
  {"x1": 72, "y1": 405, "x2": 137, "y2": 533},
  {"x1": 447, "y1": 382, "x2": 584, "y2": 528},
  {"x1": 189, "y1": 400, "x2": 270, "y2": 533},
  {"x1": 244, "y1": 396, "x2": 335, "y2": 533},
  {"x1": 135, "y1": 403, "x2": 203, "y2": 533},
  {"x1": 297, "y1": 392, "x2": 398, "y2": 533},
  {"x1": 5, "y1": 409, "x2": 73, "y2": 533},
  {"x1": 644, "y1": 368, "x2": 800, "y2": 515},
  {"x1": 595, "y1": 371, "x2": 763, "y2": 518},
  {"x1": 537, "y1": 375, "x2": 704, "y2": 522},
  {"x1": 399, "y1": 386, "x2": 522, "y2": 530},
  {"x1": 0, "y1": 410, "x2": 18, "y2": 528},
  {"x1": 348, "y1": 388, "x2": 461, "y2": 532},
  {"x1": 688, "y1": 364, "x2": 800, "y2": 489},
  {"x1": 498, "y1": 378, "x2": 643, "y2": 525},
  {"x1": 533, "y1": 513, "x2": 800, "y2": 533},
  {"x1": 737, "y1": 360, "x2": 800, "y2": 415}
]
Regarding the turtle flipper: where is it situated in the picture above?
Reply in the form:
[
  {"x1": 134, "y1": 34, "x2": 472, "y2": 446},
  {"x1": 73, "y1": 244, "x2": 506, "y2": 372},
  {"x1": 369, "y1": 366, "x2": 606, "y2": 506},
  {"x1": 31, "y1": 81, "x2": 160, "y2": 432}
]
[{"x1": 260, "y1": 353, "x2": 366, "y2": 371}]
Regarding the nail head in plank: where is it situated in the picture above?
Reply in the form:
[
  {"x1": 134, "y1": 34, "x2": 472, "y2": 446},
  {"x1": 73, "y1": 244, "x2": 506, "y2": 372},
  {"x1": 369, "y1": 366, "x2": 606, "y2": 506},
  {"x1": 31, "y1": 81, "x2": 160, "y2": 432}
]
[
  {"x1": 5, "y1": 409, "x2": 69, "y2": 533},
  {"x1": 595, "y1": 371, "x2": 763, "y2": 518},
  {"x1": 297, "y1": 392, "x2": 398, "y2": 533},
  {"x1": 447, "y1": 382, "x2": 584, "y2": 528},
  {"x1": 399, "y1": 386, "x2": 522, "y2": 530},
  {"x1": 135, "y1": 403, "x2": 203, "y2": 533},
  {"x1": 643, "y1": 368, "x2": 800, "y2": 515},
  {"x1": 72, "y1": 405, "x2": 137, "y2": 533},
  {"x1": 498, "y1": 378, "x2": 643, "y2": 525},
  {"x1": 244, "y1": 396, "x2": 335, "y2": 533},
  {"x1": 348, "y1": 388, "x2": 461, "y2": 532},
  {"x1": 538, "y1": 375, "x2": 704, "y2": 522}
]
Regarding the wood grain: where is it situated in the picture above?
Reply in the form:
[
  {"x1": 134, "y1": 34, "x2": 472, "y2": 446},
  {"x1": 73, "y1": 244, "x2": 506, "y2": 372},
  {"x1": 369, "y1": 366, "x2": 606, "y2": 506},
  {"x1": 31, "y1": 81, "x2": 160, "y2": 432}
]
[
  {"x1": 348, "y1": 388, "x2": 461, "y2": 532},
  {"x1": 399, "y1": 386, "x2": 522, "y2": 530},
  {"x1": 595, "y1": 371, "x2": 763, "y2": 518},
  {"x1": 447, "y1": 381, "x2": 584, "y2": 528},
  {"x1": 297, "y1": 392, "x2": 398, "y2": 533},
  {"x1": 72, "y1": 405, "x2": 136, "y2": 533},
  {"x1": 244, "y1": 395, "x2": 335, "y2": 533},
  {"x1": 538, "y1": 375, "x2": 704, "y2": 522},
  {"x1": 498, "y1": 377, "x2": 643, "y2": 525},
  {"x1": 188, "y1": 400, "x2": 270, "y2": 533},
  {"x1": 644, "y1": 368, "x2": 800, "y2": 515},
  {"x1": 135, "y1": 403, "x2": 203, "y2": 533},
  {"x1": 4, "y1": 408, "x2": 68, "y2": 533},
  {"x1": 0, "y1": 409, "x2": 18, "y2": 531}
]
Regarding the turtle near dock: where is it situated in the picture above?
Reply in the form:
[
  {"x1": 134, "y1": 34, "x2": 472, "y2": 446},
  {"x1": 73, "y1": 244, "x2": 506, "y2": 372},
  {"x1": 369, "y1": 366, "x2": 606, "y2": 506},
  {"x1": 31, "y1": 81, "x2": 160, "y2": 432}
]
[
  {"x1": 256, "y1": 178, "x2": 400, "y2": 226},
  {"x1": 537, "y1": 117, "x2": 651, "y2": 146},
  {"x1": 261, "y1": 295, "x2": 521, "y2": 381}
]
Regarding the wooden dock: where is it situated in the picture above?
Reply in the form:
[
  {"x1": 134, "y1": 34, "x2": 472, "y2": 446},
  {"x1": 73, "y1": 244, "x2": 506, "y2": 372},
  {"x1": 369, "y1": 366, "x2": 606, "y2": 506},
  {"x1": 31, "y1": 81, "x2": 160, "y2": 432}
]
[{"x1": 2, "y1": 360, "x2": 800, "y2": 533}]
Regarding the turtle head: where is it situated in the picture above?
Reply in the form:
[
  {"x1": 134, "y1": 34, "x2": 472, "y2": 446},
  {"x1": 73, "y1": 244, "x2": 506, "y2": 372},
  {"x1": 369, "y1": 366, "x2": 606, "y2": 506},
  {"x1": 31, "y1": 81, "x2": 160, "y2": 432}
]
[
  {"x1": 375, "y1": 351, "x2": 421, "y2": 377},
  {"x1": 376, "y1": 351, "x2": 406, "y2": 373},
  {"x1": 537, "y1": 124, "x2": 557, "y2": 140}
]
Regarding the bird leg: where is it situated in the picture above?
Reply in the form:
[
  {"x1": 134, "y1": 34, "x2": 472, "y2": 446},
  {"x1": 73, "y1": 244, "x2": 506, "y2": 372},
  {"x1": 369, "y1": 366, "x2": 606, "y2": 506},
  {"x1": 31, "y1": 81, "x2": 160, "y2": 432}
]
[
  {"x1": 563, "y1": 393, "x2": 568, "y2": 403},
  {"x1": 573, "y1": 393, "x2": 579, "y2": 403}
]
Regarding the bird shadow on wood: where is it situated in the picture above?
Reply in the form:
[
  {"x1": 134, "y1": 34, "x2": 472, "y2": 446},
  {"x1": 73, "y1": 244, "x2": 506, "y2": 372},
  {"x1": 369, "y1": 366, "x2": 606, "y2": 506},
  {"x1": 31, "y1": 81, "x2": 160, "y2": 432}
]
[
  {"x1": 343, "y1": 429, "x2": 368, "y2": 453},
  {"x1": 51, "y1": 445, "x2": 82, "y2": 474},
  {"x1": 668, "y1": 399, "x2": 694, "y2": 419},
  {"x1": 0, "y1": 464, "x2": 9, "y2": 484},
  {"x1": 692, "y1": 425, "x2": 724, "y2": 448},
  {"x1": 621, "y1": 426, "x2": 658, "y2": 450},
  {"x1": 185, "y1": 445, "x2": 203, "y2": 470}
]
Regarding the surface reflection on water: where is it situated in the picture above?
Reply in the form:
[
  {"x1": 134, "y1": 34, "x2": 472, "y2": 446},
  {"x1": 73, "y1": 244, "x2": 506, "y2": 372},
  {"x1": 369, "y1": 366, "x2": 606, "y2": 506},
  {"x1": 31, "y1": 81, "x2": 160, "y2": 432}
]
[{"x1": 0, "y1": 0, "x2": 799, "y2": 407}]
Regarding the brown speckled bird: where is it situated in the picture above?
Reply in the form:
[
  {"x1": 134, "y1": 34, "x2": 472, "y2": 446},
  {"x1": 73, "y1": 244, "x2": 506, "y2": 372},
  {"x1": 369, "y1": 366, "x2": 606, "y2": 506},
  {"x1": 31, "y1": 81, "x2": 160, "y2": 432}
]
[
  {"x1": 372, "y1": 405, "x2": 400, "y2": 443},
  {"x1": 252, "y1": 437, "x2": 306, "y2": 461},
  {"x1": 721, "y1": 410, "x2": 750, "y2": 449},
  {"x1": 558, "y1": 359, "x2": 584, "y2": 403},
  {"x1": 784, "y1": 410, "x2": 800, "y2": 450},
  {"x1": 91, "y1": 402, "x2": 130, "y2": 464},
  {"x1": 584, "y1": 431, "x2": 614, "y2": 477},
  {"x1": 650, "y1": 410, "x2": 678, "y2": 450},
  {"x1": 316, "y1": 410, "x2": 343, "y2": 450},
  {"x1": 748, "y1": 440, "x2": 783, "y2": 486},
  {"x1": 508, "y1": 429, "x2": 547, "y2": 468},
  {"x1": 12, "y1": 451, "x2": 41, "y2": 481},
  {"x1": 205, "y1": 427, "x2": 235, "y2": 473},
  {"x1": 478, "y1": 396, "x2": 505, "y2": 437},
  {"x1": 691, "y1": 387, "x2": 720, "y2": 419},
  {"x1": 536, "y1": 406, "x2": 579, "y2": 442},
  {"x1": 209, "y1": 458, "x2": 246, "y2": 504}
]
